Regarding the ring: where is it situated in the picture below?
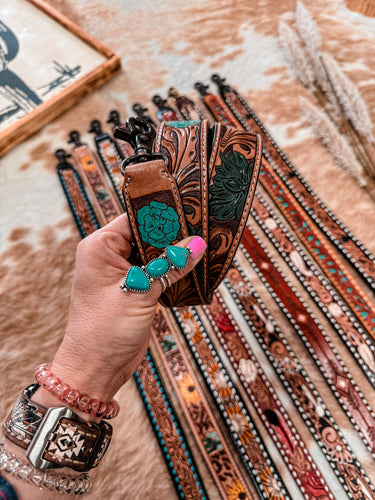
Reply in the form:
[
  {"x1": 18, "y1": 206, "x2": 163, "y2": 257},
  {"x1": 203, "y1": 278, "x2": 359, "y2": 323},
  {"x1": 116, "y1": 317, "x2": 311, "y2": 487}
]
[
  {"x1": 160, "y1": 277, "x2": 167, "y2": 292},
  {"x1": 164, "y1": 274, "x2": 172, "y2": 288},
  {"x1": 120, "y1": 245, "x2": 190, "y2": 294}
]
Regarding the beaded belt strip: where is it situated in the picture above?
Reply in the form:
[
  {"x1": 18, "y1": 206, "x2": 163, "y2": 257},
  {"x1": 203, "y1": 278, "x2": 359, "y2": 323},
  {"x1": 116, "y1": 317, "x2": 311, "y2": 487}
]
[
  {"x1": 240, "y1": 229, "x2": 375, "y2": 456},
  {"x1": 251, "y1": 193, "x2": 375, "y2": 386},
  {"x1": 172, "y1": 307, "x2": 291, "y2": 500},
  {"x1": 200, "y1": 297, "x2": 335, "y2": 500},
  {"x1": 151, "y1": 307, "x2": 253, "y2": 500},
  {"x1": 68, "y1": 130, "x2": 121, "y2": 226},
  {"x1": 221, "y1": 267, "x2": 375, "y2": 499},
  {"x1": 212, "y1": 76, "x2": 375, "y2": 291},
  {"x1": 88, "y1": 119, "x2": 125, "y2": 207},
  {"x1": 56, "y1": 152, "x2": 207, "y2": 499}
]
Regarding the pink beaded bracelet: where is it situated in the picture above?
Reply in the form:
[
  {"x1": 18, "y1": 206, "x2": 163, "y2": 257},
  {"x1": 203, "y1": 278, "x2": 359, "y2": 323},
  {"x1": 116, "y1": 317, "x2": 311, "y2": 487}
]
[{"x1": 34, "y1": 363, "x2": 120, "y2": 420}]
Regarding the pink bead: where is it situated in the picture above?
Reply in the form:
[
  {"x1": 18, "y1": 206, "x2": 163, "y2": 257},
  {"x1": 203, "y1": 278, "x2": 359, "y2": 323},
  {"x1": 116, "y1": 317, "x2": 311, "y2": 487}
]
[
  {"x1": 96, "y1": 402, "x2": 108, "y2": 418},
  {"x1": 105, "y1": 400, "x2": 120, "y2": 419},
  {"x1": 64, "y1": 389, "x2": 80, "y2": 407},
  {"x1": 78, "y1": 395, "x2": 90, "y2": 412},
  {"x1": 51, "y1": 383, "x2": 70, "y2": 398},
  {"x1": 43, "y1": 375, "x2": 59, "y2": 390},
  {"x1": 34, "y1": 364, "x2": 51, "y2": 384},
  {"x1": 87, "y1": 399, "x2": 100, "y2": 414}
]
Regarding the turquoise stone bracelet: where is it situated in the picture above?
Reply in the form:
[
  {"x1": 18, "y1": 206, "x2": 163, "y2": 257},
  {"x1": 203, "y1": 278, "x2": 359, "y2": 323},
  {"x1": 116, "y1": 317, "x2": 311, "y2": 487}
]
[{"x1": 120, "y1": 246, "x2": 190, "y2": 293}]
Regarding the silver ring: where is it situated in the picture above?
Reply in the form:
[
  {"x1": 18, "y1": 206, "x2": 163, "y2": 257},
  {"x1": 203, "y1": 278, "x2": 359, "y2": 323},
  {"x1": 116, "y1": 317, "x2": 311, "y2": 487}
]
[
  {"x1": 160, "y1": 276, "x2": 167, "y2": 293},
  {"x1": 164, "y1": 274, "x2": 172, "y2": 288}
]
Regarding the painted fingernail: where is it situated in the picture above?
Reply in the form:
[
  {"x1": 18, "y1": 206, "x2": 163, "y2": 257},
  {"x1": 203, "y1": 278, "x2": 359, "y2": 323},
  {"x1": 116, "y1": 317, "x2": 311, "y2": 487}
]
[{"x1": 187, "y1": 236, "x2": 207, "y2": 259}]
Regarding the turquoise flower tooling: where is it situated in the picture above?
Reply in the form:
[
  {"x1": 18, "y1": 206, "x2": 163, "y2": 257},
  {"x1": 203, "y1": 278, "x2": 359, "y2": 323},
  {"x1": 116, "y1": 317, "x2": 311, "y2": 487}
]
[{"x1": 137, "y1": 201, "x2": 180, "y2": 248}]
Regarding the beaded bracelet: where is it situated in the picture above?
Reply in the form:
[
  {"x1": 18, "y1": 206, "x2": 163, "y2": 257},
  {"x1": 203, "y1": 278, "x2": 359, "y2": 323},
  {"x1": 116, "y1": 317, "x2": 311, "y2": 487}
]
[
  {"x1": 34, "y1": 363, "x2": 120, "y2": 420},
  {"x1": 0, "y1": 443, "x2": 91, "y2": 496}
]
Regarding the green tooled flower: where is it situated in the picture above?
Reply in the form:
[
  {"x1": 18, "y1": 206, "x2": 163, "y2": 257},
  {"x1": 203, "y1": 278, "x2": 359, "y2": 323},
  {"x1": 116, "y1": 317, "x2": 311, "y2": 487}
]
[
  {"x1": 137, "y1": 201, "x2": 180, "y2": 248},
  {"x1": 210, "y1": 151, "x2": 254, "y2": 221}
]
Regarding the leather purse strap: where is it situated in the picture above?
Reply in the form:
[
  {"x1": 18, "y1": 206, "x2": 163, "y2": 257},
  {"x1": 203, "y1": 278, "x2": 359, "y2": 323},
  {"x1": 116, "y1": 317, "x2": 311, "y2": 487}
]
[
  {"x1": 131, "y1": 119, "x2": 262, "y2": 306},
  {"x1": 123, "y1": 158, "x2": 205, "y2": 306}
]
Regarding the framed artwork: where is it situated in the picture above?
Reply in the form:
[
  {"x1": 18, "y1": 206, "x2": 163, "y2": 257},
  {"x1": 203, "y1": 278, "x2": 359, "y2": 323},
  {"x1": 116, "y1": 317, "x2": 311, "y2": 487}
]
[{"x1": 0, "y1": 0, "x2": 121, "y2": 156}]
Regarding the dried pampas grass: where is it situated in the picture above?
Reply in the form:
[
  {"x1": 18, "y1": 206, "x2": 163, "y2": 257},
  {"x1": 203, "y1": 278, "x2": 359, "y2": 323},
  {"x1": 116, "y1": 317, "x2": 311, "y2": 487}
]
[
  {"x1": 278, "y1": 20, "x2": 315, "y2": 92},
  {"x1": 321, "y1": 53, "x2": 374, "y2": 142},
  {"x1": 300, "y1": 96, "x2": 367, "y2": 187}
]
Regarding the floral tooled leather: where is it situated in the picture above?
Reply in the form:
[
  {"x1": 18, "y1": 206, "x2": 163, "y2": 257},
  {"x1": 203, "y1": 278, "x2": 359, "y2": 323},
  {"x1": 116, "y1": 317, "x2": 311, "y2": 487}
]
[{"x1": 123, "y1": 120, "x2": 261, "y2": 306}]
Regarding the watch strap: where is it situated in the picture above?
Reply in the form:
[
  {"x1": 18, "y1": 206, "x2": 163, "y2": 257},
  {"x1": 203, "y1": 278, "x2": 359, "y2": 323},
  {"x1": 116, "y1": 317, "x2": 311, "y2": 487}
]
[{"x1": 3, "y1": 385, "x2": 112, "y2": 472}]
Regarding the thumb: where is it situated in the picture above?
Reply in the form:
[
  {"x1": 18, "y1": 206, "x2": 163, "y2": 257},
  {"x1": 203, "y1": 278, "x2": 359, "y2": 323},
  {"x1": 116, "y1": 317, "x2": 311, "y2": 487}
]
[
  {"x1": 146, "y1": 236, "x2": 207, "y2": 298},
  {"x1": 161, "y1": 235, "x2": 207, "y2": 288}
]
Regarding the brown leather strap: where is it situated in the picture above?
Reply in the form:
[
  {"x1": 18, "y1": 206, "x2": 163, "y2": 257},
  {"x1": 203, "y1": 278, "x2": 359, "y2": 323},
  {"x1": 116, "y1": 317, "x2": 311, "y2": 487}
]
[
  {"x1": 123, "y1": 158, "x2": 205, "y2": 306},
  {"x1": 123, "y1": 120, "x2": 262, "y2": 307},
  {"x1": 155, "y1": 121, "x2": 210, "y2": 302}
]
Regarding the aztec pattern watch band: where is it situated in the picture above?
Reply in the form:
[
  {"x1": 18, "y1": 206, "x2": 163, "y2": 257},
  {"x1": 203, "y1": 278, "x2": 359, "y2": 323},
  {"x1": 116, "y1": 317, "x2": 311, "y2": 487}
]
[{"x1": 3, "y1": 385, "x2": 112, "y2": 472}]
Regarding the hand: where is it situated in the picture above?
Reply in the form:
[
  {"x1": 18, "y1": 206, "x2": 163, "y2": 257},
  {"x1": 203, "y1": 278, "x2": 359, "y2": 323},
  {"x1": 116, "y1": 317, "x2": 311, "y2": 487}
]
[{"x1": 34, "y1": 213, "x2": 206, "y2": 408}]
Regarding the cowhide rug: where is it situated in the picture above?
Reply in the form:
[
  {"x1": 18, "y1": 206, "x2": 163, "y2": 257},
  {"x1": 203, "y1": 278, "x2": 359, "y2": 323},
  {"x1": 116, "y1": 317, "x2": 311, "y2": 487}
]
[{"x1": 1, "y1": 1, "x2": 375, "y2": 498}]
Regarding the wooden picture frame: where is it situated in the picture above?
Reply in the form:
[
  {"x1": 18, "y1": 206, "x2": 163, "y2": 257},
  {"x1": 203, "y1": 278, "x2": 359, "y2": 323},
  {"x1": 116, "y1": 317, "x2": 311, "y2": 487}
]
[{"x1": 0, "y1": 0, "x2": 121, "y2": 156}]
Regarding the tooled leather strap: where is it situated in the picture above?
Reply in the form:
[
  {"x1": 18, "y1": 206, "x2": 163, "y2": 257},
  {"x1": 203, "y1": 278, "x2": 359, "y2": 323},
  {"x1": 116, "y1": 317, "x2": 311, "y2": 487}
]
[
  {"x1": 258, "y1": 157, "x2": 375, "y2": 342},
  {"x1": 123, "y1": 158, "x2": 205, "y2": 307},
  {"x1": 202, "y1": 297, "x2": 335, "y2": 500},
  {"x1": 3, "y1": 385, "x2": 112, "y2": 472},
  {"x1": 72, "y1": 143, "x2": 121, "y2": 226},
  {"x1": 223, "y1": 265, "x2": 375, "y2": 498},
  {"x1": 173, "y1": 307, "x2": 291, "y2": 500},
  {"x1": 89, "y1": 121, "x2": 125, "y2": 207},
  {"x1": 56, "y1": 154, "x2": 99, "y2": 238},
  {"x1": 251, "y1": 193, "x2": 375, "y2": 387},
  {"x1": 151, "y1": 307, "x2": 253, "y2": 500},
  {"x1": 154, "y1": 121, "x2": 210, "y2": 303},
  {"x1": 206, "y1": 123, "x2": 262, "y2": 292},
  {"x1": 153, "y1": 120, "x2": 262, "y2": 305},
  {"x1": 240, "y1": 229, "x2": 375, "y2": 455},
  {"x1": 215, "y1": 79, "x2": 375, "y2": 291}
]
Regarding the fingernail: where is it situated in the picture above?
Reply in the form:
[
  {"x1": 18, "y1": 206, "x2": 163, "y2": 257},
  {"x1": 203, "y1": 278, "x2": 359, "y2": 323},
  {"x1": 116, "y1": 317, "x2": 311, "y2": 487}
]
[{"x1": 187, "y1": 236, "x2": 207, "y2": 259}]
